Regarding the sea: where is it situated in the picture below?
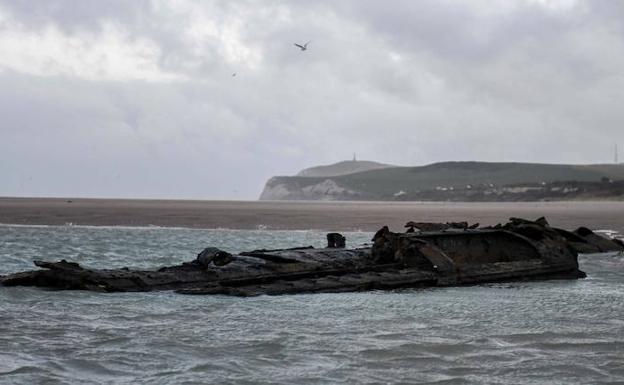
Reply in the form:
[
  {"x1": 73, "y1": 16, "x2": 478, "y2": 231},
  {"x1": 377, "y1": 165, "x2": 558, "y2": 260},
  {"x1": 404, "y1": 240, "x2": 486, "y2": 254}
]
[{"x1": 0, "y1": 224, "x2": 623, "y2": 384}]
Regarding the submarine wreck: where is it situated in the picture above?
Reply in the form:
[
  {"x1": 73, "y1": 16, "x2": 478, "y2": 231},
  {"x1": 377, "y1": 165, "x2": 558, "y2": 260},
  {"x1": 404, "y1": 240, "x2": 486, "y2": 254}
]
[{"x1": 1, "y1": 217, "x2": 622, "y2": 296}]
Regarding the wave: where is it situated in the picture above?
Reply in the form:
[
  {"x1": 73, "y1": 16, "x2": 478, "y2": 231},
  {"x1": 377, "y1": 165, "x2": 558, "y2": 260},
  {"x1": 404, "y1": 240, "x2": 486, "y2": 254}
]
[{"x1": 0, "y1": 222, "x2": 347, "y2": 233}]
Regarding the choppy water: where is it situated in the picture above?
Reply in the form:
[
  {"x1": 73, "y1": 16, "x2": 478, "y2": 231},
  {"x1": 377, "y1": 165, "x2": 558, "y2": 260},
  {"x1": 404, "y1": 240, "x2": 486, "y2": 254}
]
[{"x1": 0, "y1": 224, "x2": 623, "y2": 384}]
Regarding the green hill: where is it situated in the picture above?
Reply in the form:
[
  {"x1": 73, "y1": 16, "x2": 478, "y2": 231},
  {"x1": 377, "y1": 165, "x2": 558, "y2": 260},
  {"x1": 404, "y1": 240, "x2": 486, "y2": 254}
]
[
  {"x1": 259, "y1": 161, "x2": 624, "y2": 201},
  {"x1": 296, "y1": 160, "x2": 393, "y2": 177}
]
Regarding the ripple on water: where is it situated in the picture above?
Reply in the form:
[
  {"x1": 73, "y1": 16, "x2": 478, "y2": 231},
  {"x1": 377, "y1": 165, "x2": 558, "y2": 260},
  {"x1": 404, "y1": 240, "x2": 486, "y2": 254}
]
[{"x1": 1, "y1": 225, "x2": 624, "y2": 384}]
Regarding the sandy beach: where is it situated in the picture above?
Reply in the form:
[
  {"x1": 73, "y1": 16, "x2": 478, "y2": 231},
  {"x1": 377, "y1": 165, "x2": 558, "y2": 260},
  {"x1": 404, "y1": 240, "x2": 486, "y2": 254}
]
[{"x1": 1, "y1": 197, "x2": 623, "y2": 232}]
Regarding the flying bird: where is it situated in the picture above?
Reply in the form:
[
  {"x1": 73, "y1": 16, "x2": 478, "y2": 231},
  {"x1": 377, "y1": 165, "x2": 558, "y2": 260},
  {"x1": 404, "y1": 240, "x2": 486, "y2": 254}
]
[{"x1": 294, "y1": 41, "x2": 310, "y2": 51}]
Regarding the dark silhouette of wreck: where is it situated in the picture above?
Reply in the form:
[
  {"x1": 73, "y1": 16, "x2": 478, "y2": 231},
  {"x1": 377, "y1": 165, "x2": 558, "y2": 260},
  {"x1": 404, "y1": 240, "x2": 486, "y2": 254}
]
[{"x1": 2, "y1": 217, "x2": 622, "y2": 296}]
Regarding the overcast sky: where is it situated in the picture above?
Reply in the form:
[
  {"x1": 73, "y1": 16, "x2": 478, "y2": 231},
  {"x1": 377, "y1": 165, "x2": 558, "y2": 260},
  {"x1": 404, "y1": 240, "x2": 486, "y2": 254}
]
[{"x1": 1, "y1": 0, "x2": 623, "y2": 199}]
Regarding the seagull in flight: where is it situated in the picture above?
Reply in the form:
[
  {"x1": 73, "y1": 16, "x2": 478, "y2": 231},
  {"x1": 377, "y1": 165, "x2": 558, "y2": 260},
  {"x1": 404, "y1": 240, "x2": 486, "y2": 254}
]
[{"x1": 294, "y1": 41, "x2": 311, "y2": 51}]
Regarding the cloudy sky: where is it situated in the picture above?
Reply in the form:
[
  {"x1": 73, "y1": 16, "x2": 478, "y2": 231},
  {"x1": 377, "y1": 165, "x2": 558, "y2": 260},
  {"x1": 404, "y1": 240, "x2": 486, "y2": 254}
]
[{"x1": 1, "y1": 0, "x2": 623, "y2": 199}]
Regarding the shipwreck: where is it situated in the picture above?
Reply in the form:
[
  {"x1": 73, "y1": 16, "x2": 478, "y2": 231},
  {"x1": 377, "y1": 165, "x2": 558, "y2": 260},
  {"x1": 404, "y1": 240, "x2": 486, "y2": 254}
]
[{"x1": 1, "y1": 217, "x2": 622, "y2": 296}]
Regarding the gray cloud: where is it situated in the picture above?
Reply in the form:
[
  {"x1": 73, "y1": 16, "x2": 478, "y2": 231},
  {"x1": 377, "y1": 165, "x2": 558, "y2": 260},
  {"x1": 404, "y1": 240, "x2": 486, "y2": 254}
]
[{"x1": 1, "y1": 0, "x2": 623, "y2": 199}]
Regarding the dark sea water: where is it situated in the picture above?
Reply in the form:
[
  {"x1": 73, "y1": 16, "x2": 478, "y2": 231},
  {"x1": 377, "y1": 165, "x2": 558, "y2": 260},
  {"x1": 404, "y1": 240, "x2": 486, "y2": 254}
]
[{"x1": 1, "y1": 224, "x2": 623, "y2": 384}]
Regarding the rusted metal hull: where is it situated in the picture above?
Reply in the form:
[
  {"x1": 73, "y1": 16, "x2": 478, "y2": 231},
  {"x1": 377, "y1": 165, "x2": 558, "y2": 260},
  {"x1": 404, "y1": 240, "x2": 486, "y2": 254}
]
[{"x1": 2, "y1": 217, "x2": 620, "y2": 296}]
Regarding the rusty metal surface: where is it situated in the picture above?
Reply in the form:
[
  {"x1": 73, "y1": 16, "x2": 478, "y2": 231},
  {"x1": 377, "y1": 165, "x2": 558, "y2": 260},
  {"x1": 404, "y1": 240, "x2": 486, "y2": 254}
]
[{"x1": 2, "y1": 217, "x2": 621, "y2": 296}]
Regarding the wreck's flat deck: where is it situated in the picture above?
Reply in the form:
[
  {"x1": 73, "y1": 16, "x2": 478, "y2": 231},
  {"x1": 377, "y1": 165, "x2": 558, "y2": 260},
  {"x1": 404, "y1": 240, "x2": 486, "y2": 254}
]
[{"x1": 1, "y1": 198, "x2": 623, "y2": 232}]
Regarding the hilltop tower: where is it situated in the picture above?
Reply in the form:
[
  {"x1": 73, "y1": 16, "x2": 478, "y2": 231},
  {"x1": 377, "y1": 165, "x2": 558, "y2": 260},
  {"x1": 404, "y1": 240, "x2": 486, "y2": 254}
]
[{"x1": 616, "y1": 144, "x2": 619, "y2": 164}]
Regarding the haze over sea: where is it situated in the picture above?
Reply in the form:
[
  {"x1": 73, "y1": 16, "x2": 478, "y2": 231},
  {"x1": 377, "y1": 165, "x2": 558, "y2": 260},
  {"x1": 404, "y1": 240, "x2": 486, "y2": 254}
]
[{"x1": 1, "y1": 202, "x2": 623, "y2": 384}]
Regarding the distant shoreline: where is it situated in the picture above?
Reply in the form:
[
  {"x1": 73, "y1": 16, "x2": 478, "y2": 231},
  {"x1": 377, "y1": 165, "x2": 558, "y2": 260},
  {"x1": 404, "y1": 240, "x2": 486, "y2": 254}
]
[{"x1": 2, "y1": 197, "x2": 624, "y2": 233}]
